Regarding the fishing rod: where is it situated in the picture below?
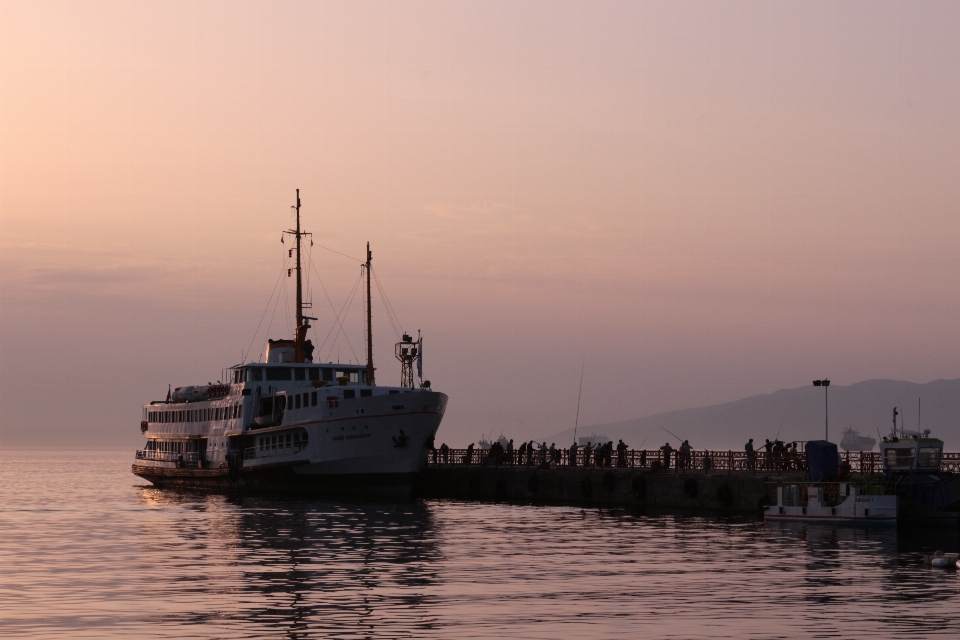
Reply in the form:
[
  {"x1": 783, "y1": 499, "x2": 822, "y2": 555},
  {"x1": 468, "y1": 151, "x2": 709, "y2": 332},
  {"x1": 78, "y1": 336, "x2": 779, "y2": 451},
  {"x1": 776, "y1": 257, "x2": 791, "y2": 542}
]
[
  {"x1": 772, "y1": 420, "x2": 785, "y2": 444},
  {"x1": 657, "y1": 423, "x2": 684, "y2": 445},
  {"x1": 573, "y1": 356, "x2": 585, "y2": 444},
  {"x1": 636, "y1": 430, "x2": 653, "y2": 450}
]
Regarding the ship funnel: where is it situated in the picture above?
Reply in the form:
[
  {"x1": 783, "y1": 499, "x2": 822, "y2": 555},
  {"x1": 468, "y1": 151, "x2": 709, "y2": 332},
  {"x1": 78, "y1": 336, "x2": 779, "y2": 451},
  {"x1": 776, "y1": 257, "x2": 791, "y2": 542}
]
[{"x1": 265, "y1": 339, "x2": 295, "y2": 363}]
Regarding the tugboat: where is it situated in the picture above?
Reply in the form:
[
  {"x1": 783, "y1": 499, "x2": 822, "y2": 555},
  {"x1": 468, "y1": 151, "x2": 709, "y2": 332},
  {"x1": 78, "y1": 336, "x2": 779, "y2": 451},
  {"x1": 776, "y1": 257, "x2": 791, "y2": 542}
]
[
  {"x1": 132, "y1": 190, "x2": 448, "y2": 497},
  {"x1": 880, "y1": 407, "x2": 960, "y2": 525}
]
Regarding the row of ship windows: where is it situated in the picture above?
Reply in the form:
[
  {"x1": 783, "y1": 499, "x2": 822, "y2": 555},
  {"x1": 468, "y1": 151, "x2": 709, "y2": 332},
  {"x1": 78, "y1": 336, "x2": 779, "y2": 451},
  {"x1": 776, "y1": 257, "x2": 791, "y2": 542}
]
[
  {"x1": 148, "y1": 404, "x2": 241, "y2": 424},
  {"x1": 235, "y1": 367, "x2": 366, "y2": 383},
  {"x1": 258, "y1": 433, "x2": 308, "y2": 451},
  {"x1": 281, "y1": 388, "x2": 381, "y2": 410}
]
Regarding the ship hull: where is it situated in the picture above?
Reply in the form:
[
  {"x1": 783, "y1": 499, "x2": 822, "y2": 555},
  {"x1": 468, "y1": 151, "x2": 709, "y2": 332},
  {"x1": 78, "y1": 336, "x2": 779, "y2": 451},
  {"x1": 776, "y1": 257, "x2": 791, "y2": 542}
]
[
  {"x1": 132, "y1": 463, "x2": 419, "y2": 498},
  {"x1": 133, "y1": 391, "x2": 447, "y2": 498}
]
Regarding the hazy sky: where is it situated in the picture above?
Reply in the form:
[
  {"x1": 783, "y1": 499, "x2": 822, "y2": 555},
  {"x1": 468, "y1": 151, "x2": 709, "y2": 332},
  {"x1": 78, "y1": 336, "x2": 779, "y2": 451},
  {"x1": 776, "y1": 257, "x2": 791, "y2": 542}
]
[{"x1": 2, "y1": 0, "x2": 958, "y2": 448}]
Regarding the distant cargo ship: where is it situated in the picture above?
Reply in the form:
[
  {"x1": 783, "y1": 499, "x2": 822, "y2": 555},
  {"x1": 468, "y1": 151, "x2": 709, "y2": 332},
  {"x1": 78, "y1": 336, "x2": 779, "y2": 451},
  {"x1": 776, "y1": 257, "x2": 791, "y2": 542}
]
[
  {"x1": 132, "y1": 190, "x2": 447, "y2": 496},
  {"x1": 839, "y1": 427, "x2": 876, "y2": 452}
]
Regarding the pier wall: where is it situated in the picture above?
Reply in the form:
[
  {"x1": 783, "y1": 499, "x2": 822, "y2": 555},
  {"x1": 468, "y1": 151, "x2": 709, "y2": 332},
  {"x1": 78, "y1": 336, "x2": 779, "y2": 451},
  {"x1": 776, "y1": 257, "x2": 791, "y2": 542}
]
[{"x1": 415, "y1": 466, "x2": 798, "y2": 513}]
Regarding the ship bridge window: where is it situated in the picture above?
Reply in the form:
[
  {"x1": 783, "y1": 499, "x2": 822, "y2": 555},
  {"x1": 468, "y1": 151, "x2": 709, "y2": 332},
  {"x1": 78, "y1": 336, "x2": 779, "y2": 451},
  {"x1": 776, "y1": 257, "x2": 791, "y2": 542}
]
[
  {"x1": 322, "y1": 368, "x2": 334, "y2": 382},
  {"x1": 308, "y1": 368, "x2": 320, "y2": 381},
  {"x1": 886, "y1": 447, "x2": 915, "y2": 468},
  {"x1": 294, "y1": 368, "x2": 305, "y2": 381},
  {"x1": 918, "y1": 447, "x2": 941, "y2": 467},
  {"x1": 266, "y1": 367, "x2": 291, "y2": 381},
  {"x1": 248, "y1": 368, "x2": 263, "y2": 382}
]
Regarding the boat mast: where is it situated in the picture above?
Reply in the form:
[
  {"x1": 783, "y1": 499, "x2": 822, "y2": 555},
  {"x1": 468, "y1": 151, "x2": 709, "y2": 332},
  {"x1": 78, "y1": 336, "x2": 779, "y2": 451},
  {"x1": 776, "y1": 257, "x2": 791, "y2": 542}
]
[
  {"x1": 292, "y1": 189, "x2": 310, "y2": 363},
  {"x1": 365, "y1": 242, "x2": 375, "y2": 385}
]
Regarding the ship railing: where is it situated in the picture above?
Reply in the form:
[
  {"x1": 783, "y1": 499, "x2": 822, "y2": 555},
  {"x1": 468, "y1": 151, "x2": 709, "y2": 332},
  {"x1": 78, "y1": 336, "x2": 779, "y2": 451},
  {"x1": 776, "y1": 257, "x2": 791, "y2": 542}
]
[
  {"x1": 426, "y1": 448, "x2": 957, "y2": 475},
  {"x1": 134, "y1": 450, "x2": 202, "y2": 467}
]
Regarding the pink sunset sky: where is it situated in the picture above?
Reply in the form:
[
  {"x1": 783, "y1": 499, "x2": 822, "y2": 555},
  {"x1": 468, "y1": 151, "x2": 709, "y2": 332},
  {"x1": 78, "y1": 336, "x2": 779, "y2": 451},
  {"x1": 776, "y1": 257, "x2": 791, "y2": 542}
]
[{"x1": 1, "y1": 0, "x2": 958, "y2": 448}]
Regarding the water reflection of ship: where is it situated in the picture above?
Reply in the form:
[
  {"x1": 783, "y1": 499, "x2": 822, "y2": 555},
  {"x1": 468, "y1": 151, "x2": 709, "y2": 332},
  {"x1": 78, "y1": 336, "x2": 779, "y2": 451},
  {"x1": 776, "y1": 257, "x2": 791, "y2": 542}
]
[{"x1": 839, "y1": 426, "x2": 876, "y2": 452}]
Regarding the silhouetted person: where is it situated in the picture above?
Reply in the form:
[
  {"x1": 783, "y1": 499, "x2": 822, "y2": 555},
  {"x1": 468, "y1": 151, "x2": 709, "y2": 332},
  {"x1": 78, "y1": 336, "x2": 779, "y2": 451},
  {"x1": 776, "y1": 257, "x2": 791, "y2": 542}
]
[
  {"x1": 465, "y1": 442, "x2": 475, "y2": 465},
  {"x1": 527, "y1": 441, "x2": 535, "y2": 466},
  {"x1": 660, "y1": 442, "x2": 673, "y2": 469},
  {"x1": 507, "y1": 439, "x2": 514, "y2": 465},
  {"x1": 518, "y1": 441, "x2": 527, "y2": 465},
  {"x1": 763, "y1": 439, "x2": 773, "y2": 470},
  {"x1": 583, "y1": 442, "x2": 592, "y2": 467},
  {"x1": 569, "y1": 441, "x2": 579, "y2": 467},
  {"x1": 679, "y1": 440, "x2": 692, "y2": 470},
  {"x1": 440, "y1": 442, "x2": 449, "y2": 464},
  {"x1": 745, "y1": 438, "x2": 755, "y2": 471},
  {"x1": 616, "y1": 439, "x2": 627, "y2": 467}
]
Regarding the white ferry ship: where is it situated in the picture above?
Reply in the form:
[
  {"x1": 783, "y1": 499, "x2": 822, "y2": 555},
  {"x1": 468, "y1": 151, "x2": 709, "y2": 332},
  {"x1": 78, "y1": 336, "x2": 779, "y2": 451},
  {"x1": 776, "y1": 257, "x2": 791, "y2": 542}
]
[{"x1": 132, "y1": 191, "x2": 448, "y2": 496}]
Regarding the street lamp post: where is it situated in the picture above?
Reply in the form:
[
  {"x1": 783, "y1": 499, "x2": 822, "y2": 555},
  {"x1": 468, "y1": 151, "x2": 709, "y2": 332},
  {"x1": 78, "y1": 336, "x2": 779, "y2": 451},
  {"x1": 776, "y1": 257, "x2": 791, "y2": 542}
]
[{"x1": 813, "y1": 379, "x2": 831, "y2": 441}]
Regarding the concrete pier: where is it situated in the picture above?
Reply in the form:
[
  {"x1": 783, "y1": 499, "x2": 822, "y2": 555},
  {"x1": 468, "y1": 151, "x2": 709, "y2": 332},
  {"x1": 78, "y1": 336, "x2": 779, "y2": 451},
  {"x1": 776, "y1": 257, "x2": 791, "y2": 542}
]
[{"x1": 415, "y1": 466, "x2": 801, "y2": 513}]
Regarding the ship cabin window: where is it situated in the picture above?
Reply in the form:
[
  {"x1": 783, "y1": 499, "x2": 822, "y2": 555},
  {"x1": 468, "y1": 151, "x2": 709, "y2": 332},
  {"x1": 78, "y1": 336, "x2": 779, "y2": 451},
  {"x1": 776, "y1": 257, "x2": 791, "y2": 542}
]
[
  {"x1": 311, "y1": 391, "x2": 317, "y2": 406},
  {"x1": 918, "y1": 447, "x2": 941, "y2": 468},
  {"x1": 361, "y1": 371, "x2": 367, "y2": 383},
  {"x1": 308, "y1": 368, "x2": 320, "y2": 381},
  {"x1": 322, "y1": 368, "x2": 334, "y2": 382},
  {"x1": 295, "y1": 395, "x2": 301, "y2": 409},
  {"x1": 266, "y1": 367, "x2": 291, "y2": 381},
  {"x1": 360, "y1": 389, "x2": 372, "y2": 397},
  {"x1": 248, "y1": 368, "x2": 263, "y2": 382},
  {"x1": 294, "y1": 368, "x2": 305, "y2": 381},
  {"x1": 886, "y1": 447, "x2": 915, "y2": 468},
  {"x1": 389, "y1": 390, "x2": 400, "y2": 395},
  {"x1": 343, "y1": 390, "x2": 356, "y2": 399}
]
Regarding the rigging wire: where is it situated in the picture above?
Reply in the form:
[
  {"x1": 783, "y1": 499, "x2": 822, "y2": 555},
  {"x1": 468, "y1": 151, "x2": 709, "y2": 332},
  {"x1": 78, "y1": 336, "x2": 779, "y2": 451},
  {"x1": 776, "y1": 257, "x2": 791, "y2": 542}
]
[
  {"x1": 316, "y1": 244, "x2": 362, "y2": 262},
  {"x1": 243, "y1": 254, "x2": 289, "y2": 363},
  {"x1": 313, "y1": 258, "x2": 363, "y2": 357},
  {"x1": 323, "y1": 271, "x2": 363, "y2": 363},
  {"x1": 372, "y1": 273, "x2": 401, "y2": 342},
  {"x1": 262, "y1": 266, "x2": 288, "y2": 359},
  {"x1": 371, "y1": 267, "x2": 404, "y2": 341}
]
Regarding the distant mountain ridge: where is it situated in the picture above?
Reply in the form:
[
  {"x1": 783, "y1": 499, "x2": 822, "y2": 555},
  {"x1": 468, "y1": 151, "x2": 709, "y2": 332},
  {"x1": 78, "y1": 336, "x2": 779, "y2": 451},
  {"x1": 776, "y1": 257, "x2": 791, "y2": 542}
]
[{"x1": 546, "y1": 379, "x2": 960, "y2": 451}]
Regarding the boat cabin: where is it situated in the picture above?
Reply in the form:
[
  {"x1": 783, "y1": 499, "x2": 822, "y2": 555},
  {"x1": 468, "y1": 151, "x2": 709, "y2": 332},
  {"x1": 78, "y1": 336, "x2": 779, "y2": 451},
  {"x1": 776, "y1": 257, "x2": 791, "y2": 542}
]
[{"x1": 880, "y1": 435, "x2": 943, "y2": 473}]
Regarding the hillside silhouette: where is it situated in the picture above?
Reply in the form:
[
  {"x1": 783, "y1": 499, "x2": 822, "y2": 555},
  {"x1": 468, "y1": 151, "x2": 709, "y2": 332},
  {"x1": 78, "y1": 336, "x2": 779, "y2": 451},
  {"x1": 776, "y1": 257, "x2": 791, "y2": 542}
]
[{"x1": 547, "y1": 379, "x2": 960, "y2": 451}]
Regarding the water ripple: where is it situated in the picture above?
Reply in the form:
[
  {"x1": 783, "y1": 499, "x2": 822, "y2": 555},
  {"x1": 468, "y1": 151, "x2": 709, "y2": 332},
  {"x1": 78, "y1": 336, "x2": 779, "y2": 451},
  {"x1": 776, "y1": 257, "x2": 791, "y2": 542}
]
[{"x1": 1, "y1": 450, "x2": 958, "y2": 639}]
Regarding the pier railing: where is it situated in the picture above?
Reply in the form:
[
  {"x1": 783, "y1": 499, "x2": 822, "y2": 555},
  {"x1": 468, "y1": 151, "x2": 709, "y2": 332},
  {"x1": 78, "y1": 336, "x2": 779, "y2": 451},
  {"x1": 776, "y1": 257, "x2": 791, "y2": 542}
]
[{"x1": 427, "y1": 448, "x2": 960, "y2": 475}]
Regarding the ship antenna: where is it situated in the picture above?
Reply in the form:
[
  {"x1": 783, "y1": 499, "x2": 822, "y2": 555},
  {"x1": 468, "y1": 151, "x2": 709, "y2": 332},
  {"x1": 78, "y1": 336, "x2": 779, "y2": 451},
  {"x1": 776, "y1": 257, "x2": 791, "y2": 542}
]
[
  {"x1": 573, "y1": 356, "x2": 584, "y2": 443},
  {"x1": 365, "y1": 242, "x2": 375, "y2": 385}
]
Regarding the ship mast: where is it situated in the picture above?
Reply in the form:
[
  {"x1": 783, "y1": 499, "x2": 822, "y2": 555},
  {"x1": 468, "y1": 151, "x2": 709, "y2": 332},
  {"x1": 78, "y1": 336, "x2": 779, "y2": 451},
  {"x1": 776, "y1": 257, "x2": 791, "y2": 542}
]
[
  {"x1": 365, "y1": 242, "x2": 375, "y2": 385},
  {"x1": 290, "y1": 189, "x2": 313, "y2": 363}
]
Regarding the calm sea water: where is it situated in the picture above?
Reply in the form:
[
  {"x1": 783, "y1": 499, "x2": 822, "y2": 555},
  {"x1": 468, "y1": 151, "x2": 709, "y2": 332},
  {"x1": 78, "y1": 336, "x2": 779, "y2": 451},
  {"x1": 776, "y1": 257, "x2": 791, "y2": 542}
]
[{"x1": 1, "y1": 449, "x2": 958, "y2": 639}]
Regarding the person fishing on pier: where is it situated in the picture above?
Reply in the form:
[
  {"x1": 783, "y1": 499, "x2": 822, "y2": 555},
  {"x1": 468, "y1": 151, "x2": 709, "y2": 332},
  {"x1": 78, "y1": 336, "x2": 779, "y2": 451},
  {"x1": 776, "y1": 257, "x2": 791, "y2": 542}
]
[
  {"x1": 660, "y1": 442, "x2": 673, "y2": 469},
  {"x1": 569, "y1": 441, "x2": 579, "y2": 467},
  {"x1": 465, "y1": 442, "x2": 475, "y2": 466},
  {"x1": 679, "y1": 440, "x2": 692, "y2": 471},
  {"x1": 616, "y1": 440, "x2": 628, "y2": 468},
  {"x1": 518, "y1": 441, "x2": 527, "y2": 466},
  {"x1": 583, "y1": 442, "x2": 592, "y2": 467},
  {"x1": 745, "y1": 438, "x2": 755, "y2": 471}
]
